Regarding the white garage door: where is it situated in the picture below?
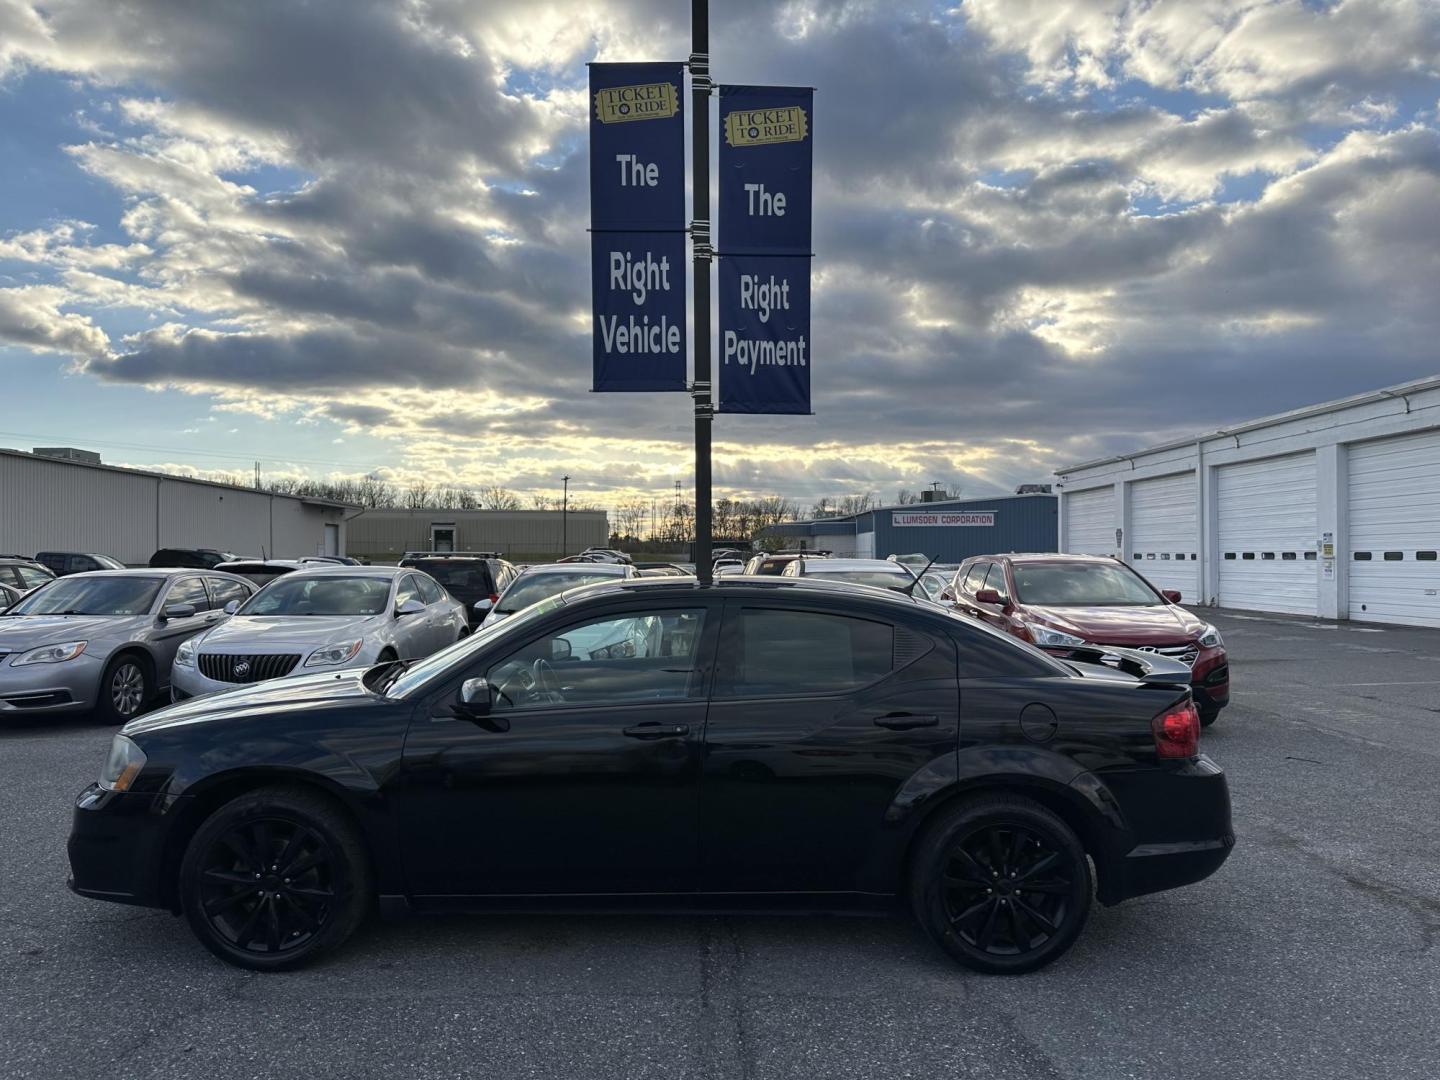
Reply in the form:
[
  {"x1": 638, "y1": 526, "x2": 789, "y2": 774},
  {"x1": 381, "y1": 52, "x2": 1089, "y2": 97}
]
[
  {"x1": 1217, "y1": 453, "x2": 1317, "y2": 615},
  {"x1": 1128, "y1": 473, "x2": 1199, "y2": 602},
  {"x1": 1347, "y1": 430, "x2": 1440, "y2": 627},
  {"x1": 854, "y1": 529, "x2": 875, "y2": 559},
  {"x1": 1064, "y1": 487, "x2": 1116, "y2": 555}
]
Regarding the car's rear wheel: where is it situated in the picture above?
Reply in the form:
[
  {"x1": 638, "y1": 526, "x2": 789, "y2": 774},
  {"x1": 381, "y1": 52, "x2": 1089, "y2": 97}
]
[
  {"x1": 911, "y1": 794, "x2": 1091, "y2": 975},
  {"x1": 179, "y1": 787, "x2": 371, "y2": 971},
  {"x1": 96, "y1": 653, "x2": 150, "y2": 724}
]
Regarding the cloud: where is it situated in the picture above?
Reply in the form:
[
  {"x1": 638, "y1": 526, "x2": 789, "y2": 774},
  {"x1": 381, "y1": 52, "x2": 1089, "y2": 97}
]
[{"x1": 0, "y1": 286, "x2": 111, "y2": 358}]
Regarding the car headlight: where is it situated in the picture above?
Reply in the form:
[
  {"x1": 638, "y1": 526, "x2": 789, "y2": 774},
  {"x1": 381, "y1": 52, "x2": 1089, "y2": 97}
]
[
  {"x1": 11, "y1": 640, "x2": 87, "y2": 666},
  {"x1": 304, "y1": 640, "x2": 365, "y2": 668},
  {"x1": 175, "y1": 639, "x2": 196, "y2": 668},
  {"x1": 99, "y1": 735, "x2": 147, "y2": 792},
  {"x1": 1024, "y1": 623, "x2": 1087, "y2": 648},
  {"x1": 593, "y1": 638, "x2": 636, "y2": 660},
  {"x1": 1198, "y1": 623, "x2": 1223, "y2": 648}
]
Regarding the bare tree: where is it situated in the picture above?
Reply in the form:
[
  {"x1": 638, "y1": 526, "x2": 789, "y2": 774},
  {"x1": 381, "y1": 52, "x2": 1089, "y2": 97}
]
[
  {"x1": 404, "y1": 481, "x2": 432, "y2": 509},
  {"x1": 479, "y1": 485, "x2": 522, "y2": 510}
]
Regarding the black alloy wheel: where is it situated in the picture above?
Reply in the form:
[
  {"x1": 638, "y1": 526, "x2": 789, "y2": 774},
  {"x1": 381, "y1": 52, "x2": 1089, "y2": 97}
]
[
  {"x1": 180, "y1": 787, "x2": 370, "y2": 971},
  {"x1": 911, "y1": 795, "x2": 1091, "y2": 974}
]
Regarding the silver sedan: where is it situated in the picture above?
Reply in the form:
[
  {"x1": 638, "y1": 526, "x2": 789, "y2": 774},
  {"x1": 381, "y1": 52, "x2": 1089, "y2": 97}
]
[{"x1": 0, "y1": 569, "x2": 255, "y2": 723}]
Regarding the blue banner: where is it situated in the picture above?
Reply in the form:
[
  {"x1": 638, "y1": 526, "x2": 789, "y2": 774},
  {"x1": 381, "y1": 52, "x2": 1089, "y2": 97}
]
[
  {"x1": 718, "y1": 86, "x2": 813, "y2": 256},
  {"x1": 718, "y1": 255, "x2": 810, "y2": 414},
  {"x1": 589, "y1": 62, "x2": 686, "y2": 232},
  {"x1": 591, "y1": 232, "x2": 687, "y2": 392}
]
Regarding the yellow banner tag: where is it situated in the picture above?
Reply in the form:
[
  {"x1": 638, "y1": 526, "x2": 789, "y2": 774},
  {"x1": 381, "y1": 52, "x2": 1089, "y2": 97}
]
[
  {"x1": 724, "y1": 106, "x2": 809, "y2": 147},
  {"x1": 594, "y1": 82, "x2": 678, "y2": 123}
]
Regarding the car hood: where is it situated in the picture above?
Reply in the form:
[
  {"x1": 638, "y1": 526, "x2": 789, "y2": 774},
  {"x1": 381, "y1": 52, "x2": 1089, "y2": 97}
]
[
  {"x1": 123, "y1": 667, "x2": 378, "y2": 736},
  {"x1": 195, "y1": 614, "x2": 381, "y2": 653},
  {"x1": 0, "y1": 614, "x2": 135, "y2": 650},
  {"x1": 1022, "y1": 603, "x2": 1205, "y2": 645}
]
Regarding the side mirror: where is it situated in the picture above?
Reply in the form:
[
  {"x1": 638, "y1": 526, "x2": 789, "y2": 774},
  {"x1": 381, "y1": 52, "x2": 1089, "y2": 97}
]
[
  {"x1": 396, "y1": 598, "x2": 426, "y2": 618},
  {"x1": 473, "y1": 598, "x2": 493, "y2": 613},
  {"x1": 162, "y1": 603, "x2": 197, "y2": 620},
  {"x1": 551, "y1": 638, "x2": 572, "y2": 661},
  {"x1": 974, "y1": 588, "x2": 1003, "y2": 607},
  {"x1": 223, "y1": 599, "x2": 240, "y2": 615},
  {"x1": 458, "y1": 677, "x2": 493, "y2": 716},
  {"x1": 1162, "y1": 589, "x2": 1182, "y2": 603}
]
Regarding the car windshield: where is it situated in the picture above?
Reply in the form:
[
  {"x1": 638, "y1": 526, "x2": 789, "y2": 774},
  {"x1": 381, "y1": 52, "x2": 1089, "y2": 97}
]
[
  {"x1": 239, "y1": 575, "x2": 391, "y2": 616},
  {"x1": 8, "y1": 575, "x2": 161, "y2": 616},
  {"x1": 810, "y1": 570, "x2": 913, "y2": 590},
  {"x1": 498, "y1": 571, "x2": 619, "y2": 614},
  {"x1": 383, "y1": 595, "x2": 566, "y2": 698},
  {"x1": 1011, "y1": 563, "x2": 1161, "y2": 606}
]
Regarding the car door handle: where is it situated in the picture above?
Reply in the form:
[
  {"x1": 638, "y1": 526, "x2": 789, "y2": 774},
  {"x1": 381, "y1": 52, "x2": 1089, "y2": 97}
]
[
  {"x1": 873, "y1": 713, "x2": 939, "y2": 730},
  {"x1": 622, "y1": 723, "x2": 691, "y2": 739}
]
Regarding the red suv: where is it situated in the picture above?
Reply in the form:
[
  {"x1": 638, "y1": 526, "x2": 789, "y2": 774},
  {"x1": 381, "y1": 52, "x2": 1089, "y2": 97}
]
[{"x1": 945, "y1": 553, "x2": 1229, "y2": 725}]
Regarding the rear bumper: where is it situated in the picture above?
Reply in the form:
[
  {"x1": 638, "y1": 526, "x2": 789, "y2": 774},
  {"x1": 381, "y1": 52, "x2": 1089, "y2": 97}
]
[
  {"x1": 66, "y1": 784, "x2": 181, "y2": 909},
  {"x1": 1078, "y1": 754, "x2": 1235, "y2": 905}
]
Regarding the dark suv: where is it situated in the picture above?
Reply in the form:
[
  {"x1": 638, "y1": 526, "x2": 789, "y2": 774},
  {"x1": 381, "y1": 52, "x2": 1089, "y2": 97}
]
[
  {"x1": 0, "y1": 557, "x2": 54, "y2": 593},
  {"x1": 397, "y1": 552, "x2": 517, "y2": 628},
  {"x1": 149, "y1": 549, "x2": 240, "y2": 569},
  {"x1": 35, "y1": 551, "x2": 127, "y2": 576}
]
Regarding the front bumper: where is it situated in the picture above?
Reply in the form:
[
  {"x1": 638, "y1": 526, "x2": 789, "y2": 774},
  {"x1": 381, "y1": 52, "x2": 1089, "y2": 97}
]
[
  {"x1": 0, "y1": 653, "x2": 103, "y2": 714},
  {"x1": 170, "y1": 652, "x2": 375, "y2": 701},
  {"x1": 67, "y1": 784, "x2": 184, "y2": 909},
  {"x1": 1079, "y1": 754, "x2": 1235, "y2": 905}
]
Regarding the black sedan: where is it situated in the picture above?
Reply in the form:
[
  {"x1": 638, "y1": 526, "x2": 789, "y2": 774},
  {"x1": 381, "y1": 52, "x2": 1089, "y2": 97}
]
[{"x1": 68, "y1": 576, "x2": 1233, "y2": 973}]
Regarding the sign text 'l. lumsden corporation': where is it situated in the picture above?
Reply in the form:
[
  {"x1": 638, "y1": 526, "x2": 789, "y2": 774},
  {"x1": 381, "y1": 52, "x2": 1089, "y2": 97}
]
[
  {"x1": 589, "y1": 62, "x2": 687, "y2": 392},
  {"x1": 717, "y1": 85, "x2": 814, "y2": 415},
  {"x1": 893, "y1": 511, "x2": 997, "y2": 527}
]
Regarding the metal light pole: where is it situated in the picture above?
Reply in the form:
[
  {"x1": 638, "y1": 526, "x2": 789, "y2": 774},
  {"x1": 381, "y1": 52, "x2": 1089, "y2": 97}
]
[
  {"x1": 690, "y1": 0, "x2": 714, "y2": 583},
  {"x1": 562, "y1": 474, "x2": 570, "y2": 556}
]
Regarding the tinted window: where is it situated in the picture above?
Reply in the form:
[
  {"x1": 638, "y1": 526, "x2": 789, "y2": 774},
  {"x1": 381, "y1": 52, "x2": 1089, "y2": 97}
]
[
  {"x1": 11, "y1": 575, "x2": 161, "y2": 616},
  {"x1": 410, "y1": 560, "x2": 494, "y2": 592},
  {"x1": 207, "y1": 577, "x2": 251, "y2": 610},
  {"x1": 36, "y1": 553, "x2": 64, "y2": 572},
  {"x1": 165, "y1": 576, "x2": 211, "y2": 611},
  {"x1": 415, "y1": 574, "x2": 445, "y2": 604},
  {"x1": 488, "y1": 608, "x2": 706, "y2": 710},
  {"x1": 722, "y1": 609, "x2": 894, "y2": 697},
  {"x1": 67, "y1": 555, "x2": 96, "y2": 573}
]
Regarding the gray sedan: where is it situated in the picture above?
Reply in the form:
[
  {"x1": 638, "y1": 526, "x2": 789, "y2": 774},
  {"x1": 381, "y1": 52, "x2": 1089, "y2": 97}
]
[{"x1": 0, "y1": 569, "x2": 254, "y2": 723}]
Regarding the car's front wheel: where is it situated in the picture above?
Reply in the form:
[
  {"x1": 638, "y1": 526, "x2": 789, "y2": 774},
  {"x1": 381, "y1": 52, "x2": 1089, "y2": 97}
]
[
  {"x1": 96, "y1": 653, "x2": 150, "y2": 724},
  {"x1": 179, "y1": 786, "x2": 371, "y2": 971},
  {"x1": 910, "y1": 794, "x2": 1092, "y2": 975}
]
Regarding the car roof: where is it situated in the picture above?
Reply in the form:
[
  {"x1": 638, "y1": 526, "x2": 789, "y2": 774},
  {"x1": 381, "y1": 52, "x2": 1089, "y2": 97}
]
[
  {"x1": 60, "y1": 568, "x2": 251, "y2": 582},
  {"x1": 551, "y1": 574, "x2": 932, "y2": 609},
  {"x1": 516, "y1": 562, "x2": 631, "y2": 576},
  {"x1": 283, "y1": 565, "x2": 404, "y2": 579},
  {"x1": 797, "y1": 558, "x2": 912, "y2": 572},
  {"x1": 992, "y1": 552, "x2": 1121, "y2": 564}
]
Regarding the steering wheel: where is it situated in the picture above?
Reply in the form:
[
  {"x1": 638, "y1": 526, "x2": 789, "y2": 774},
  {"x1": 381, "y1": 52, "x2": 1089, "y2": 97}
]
[{"x1": 531, "y1": 657, "x2": 561, "y2": 699}]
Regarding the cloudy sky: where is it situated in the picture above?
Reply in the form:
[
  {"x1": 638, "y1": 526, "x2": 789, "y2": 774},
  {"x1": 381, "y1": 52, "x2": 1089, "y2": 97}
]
[{"x1": 1, "y1": 0, "x2": 1438, "y2": 508}]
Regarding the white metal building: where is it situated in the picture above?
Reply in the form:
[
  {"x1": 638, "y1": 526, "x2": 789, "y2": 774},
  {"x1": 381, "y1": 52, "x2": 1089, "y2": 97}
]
[
  {"x1": 1055, "y1": 376, "x2": 1440, "y2": 627},
  {"x1": 0, "y1": 448, "x2": 351, "y2": 564}
]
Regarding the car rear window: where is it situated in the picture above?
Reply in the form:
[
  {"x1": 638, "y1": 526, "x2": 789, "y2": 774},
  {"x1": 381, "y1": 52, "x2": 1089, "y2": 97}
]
[{"x1": 408, "y1": 561, "x2": 494, "y2": 591}]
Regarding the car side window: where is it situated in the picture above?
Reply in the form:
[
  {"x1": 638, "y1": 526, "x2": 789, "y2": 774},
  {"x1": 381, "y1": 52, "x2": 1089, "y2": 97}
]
[
  {"x1": 164, "y1": 576, "x2": 211, "y2": 611},
  {"x1": 394, "y1": 574, "x2": 423, "y2": 610},
  {"x1": 717, "y1": 608, "x2": 895, "y2": 698},
  {"x1": 206, "y1": 577, "x2": 250, "y2": 610},
  {"x1": 983, "y1": 562, "x2": 1010, "y2": 601},
  {"x1": 16, "y1": 566, "x2": 50, "y2": 588},
  {"x1": 486, "y1": 608, "x2": 707, "y2": 711},
  {"x1": 415, "y1": 574, "x2": 444, "y2": 605},
  {"x1": 963, "y1": 561, "x2": 990, "y2": 594}
]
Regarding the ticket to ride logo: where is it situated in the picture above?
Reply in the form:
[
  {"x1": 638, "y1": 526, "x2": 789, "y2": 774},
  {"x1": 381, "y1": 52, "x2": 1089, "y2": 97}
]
[
  {"x1": 595, "y1": 82, "x2": 679, "y2": 123},
  {"x1": 723, "y1": 106, "x2": 809, "y2": 147}
]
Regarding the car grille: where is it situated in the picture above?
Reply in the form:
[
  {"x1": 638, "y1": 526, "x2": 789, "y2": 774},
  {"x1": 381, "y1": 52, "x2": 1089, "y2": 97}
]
[
  {"x1": 198, "y1": 653, "x2": 301, "y2": 684},
  {"x1": 1106, "y1": 643, "x2": 1200, "y2": 668}
]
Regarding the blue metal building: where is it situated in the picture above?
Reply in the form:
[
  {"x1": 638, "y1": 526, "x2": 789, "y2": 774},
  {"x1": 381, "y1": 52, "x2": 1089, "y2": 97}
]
[{"x1": 761, "y1": 493, "x2": 1057, "y2": 563}]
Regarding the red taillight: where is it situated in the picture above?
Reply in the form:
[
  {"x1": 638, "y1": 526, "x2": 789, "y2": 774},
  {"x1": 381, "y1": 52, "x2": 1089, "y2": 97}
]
[
  {"x1": 488, "y1": 592, "x2": 500, "y2": 604},
  {"x1": 1152, "y1": 701, "x2": 1200, "y2": 759}
]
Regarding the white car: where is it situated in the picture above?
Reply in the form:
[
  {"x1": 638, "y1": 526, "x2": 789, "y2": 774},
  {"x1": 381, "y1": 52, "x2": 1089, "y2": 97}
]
[
  {"x1": 779, "y1": 557, "x2": 919, "y2": 591},
  {"x1": 170, "y1": 565, "x2": 466, "y2": 700},
  {"x1": 482, "y1": 562, "x2": 636, "y2": 627}
]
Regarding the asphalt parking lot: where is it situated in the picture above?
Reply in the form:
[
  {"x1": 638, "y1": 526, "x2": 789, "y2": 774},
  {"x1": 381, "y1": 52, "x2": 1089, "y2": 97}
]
[{"x1": 3, "y1": 609, "x2": 1439, "y2": 1080}]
